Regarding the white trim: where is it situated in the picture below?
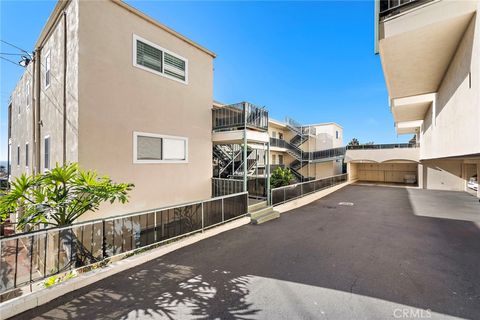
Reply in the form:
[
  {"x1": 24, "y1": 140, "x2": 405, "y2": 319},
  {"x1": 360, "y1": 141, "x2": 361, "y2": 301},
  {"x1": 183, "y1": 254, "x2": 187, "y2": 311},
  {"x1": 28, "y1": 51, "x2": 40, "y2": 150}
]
[
  {"x1": 26, "y1": 79, "x2": 30, "y2": 109},
  {"x1": 133, "y1": 131, "x2": 188, "y2": 164},
  {"x1": 132, "y1": 34, "x2": 189, "y2": 85},
  {"x1": 45, "y1": 51, "x2": 51, "y2": 90}
]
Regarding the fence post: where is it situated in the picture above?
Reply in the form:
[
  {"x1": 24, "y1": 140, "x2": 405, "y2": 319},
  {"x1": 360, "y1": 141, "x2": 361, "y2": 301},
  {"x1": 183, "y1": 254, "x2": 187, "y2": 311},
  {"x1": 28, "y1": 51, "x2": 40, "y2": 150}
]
[
  {"x1": 222, "y1": 198, "x2": 225, "y2": 222},
  {"x1": 154, "y1": 211, "x2": 157, "y2": 243},
  {"x1": 201, "y1": 202, "x2": 205, "y2": 232},
  {"x1": 29, "y1": 235, "x2": 34, "y2": 285},
  {"x1": 102, "y1": 220, "x2": 107, "y2": 258}
]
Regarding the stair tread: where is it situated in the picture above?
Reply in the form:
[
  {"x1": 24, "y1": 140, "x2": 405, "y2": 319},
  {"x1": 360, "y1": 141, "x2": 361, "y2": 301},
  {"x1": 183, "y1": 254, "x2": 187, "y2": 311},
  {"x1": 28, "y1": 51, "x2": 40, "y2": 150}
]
[{"x1": 251, "y1": 211, "x2": 280, "y2": 224}]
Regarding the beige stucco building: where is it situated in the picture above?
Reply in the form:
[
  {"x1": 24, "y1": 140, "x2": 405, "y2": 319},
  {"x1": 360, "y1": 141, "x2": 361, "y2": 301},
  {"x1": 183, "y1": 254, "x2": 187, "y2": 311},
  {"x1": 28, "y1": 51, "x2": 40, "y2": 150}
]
[
  {"x1": 269, "y1": 119, "x2": 344, "y2": 181},
  {"x1": 346, "y1": 0, "x2": 480, "y2": 198},
  {"x1": 8, "y1": 0, "x2": 216, "y2": 219}
]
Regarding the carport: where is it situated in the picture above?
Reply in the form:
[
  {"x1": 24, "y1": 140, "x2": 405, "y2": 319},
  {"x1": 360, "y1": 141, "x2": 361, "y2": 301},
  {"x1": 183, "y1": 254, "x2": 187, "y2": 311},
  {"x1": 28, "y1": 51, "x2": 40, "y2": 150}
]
[
  {"x1": 352, "y1": 161, "x2": 418, "y2": 186},
  {"x1": 345, "y1": 144, "x2": 420, "y2": 186}
]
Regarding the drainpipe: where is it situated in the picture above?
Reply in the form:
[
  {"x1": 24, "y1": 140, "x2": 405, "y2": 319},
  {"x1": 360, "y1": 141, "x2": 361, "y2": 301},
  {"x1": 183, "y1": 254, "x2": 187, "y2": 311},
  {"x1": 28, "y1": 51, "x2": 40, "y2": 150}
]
[
  {"x1": 31, "y1": 55, "x2": 36, "y2": 174},
  {"x1": 34, "y1": 50, "x2": 41, "y2": 174},
  {"x1": 62, "y1": 12, "x2": 67, "y2": 165}
]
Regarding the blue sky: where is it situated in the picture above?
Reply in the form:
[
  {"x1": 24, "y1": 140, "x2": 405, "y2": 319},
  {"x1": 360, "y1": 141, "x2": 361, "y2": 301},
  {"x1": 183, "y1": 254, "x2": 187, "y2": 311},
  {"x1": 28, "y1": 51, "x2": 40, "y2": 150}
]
[{"x1": 0, "y1": 0, "x2": 409, "y2": 161}]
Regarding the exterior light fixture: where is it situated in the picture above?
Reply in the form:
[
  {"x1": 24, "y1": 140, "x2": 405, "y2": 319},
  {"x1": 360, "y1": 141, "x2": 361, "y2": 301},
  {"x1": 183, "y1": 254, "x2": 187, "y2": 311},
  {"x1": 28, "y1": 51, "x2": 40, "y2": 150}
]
[{"x1": 19, "y1": 55, "x2": 30, "y2": 67}]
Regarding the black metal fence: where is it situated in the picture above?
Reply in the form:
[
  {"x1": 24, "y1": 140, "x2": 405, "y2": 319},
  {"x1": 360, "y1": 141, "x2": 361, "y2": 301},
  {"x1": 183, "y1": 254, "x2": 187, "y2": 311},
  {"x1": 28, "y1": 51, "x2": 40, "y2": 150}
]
[
  {"x1": 310, "y1": 147, "x2": 346, "y2": 161},
  {"x1": 271, "y1": 174, "x2": 348, "y2": 206},
  {"x1": 212, "y1": 178, "x2": 243, "y2": 197},
  {"x1": 0, "y1": 192, "x2": 248, "y2": 294}
]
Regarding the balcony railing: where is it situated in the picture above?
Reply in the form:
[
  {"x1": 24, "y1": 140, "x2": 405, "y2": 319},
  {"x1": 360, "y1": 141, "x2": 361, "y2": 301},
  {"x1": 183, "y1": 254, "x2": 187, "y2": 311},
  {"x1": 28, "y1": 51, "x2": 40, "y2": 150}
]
[
  {"x1": 346, "y1": 143, "x2": 419, "y2": 150},
  {"x1": 212, "y1": 102, "x2": 268, "y2": 132},
  {"x1": 379, "y1": 0, "x2": 432, "y2": 19},
  {"x1": 310, "y1": 147, "x2": 346, "y2": 161},
  {"x1": 0, "y1": 192, "x2": 248, "y2": 295}
]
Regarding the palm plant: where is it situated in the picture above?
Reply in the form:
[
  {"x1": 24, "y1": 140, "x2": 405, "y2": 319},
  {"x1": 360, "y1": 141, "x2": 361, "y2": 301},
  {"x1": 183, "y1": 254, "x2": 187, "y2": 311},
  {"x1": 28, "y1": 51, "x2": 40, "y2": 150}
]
[{"x1": 0, "y1": 163, "x2": 133, "y2": 229}]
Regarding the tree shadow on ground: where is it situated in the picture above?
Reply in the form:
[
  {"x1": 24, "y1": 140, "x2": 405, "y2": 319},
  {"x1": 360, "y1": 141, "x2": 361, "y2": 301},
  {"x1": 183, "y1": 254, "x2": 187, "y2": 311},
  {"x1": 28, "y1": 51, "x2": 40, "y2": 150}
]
[{"x1": 14, "y1": 261, "x2": 259, "y2": 320}]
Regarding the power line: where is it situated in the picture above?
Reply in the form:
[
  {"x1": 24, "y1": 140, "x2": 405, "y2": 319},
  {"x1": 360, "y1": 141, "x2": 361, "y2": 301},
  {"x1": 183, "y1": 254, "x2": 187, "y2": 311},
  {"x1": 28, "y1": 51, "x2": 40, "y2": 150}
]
[
  {"x1": 0, "y1": 40, "x2": 31, "y2": 57},
  {"x1": 0, "y1": 52, "x2": 24, "y2": 56},
  {"x1": 0, "y1": 56, "x2": 21, "y2": 67}
]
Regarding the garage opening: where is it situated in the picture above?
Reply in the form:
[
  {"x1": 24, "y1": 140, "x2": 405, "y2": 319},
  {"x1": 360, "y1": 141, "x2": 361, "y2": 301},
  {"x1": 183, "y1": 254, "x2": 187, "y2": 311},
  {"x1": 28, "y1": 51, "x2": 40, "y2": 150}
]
[{"x1": 353, "y1": 162, "x2": 418, "y2": 186}]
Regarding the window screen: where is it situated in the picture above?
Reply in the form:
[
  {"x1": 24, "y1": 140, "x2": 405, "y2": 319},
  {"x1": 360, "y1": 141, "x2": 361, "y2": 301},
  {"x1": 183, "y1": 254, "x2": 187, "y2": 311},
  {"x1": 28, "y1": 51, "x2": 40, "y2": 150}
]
[
  {"x1": 136, "y1": 40, "x2": 163, "y2": 73},
  {"x1": 137, "y1": 135, "x2": 162, "y2": 160},
  {"x1": 164, "y1": 52, "x2": 186, "y2": 81}
]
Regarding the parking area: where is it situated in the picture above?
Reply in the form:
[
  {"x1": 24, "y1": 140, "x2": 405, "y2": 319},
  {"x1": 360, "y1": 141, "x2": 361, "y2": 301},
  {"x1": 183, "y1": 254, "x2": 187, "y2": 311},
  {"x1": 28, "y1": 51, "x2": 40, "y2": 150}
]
[{"x1": 12, "y1": 185, "x2": 480, "y2": 319}]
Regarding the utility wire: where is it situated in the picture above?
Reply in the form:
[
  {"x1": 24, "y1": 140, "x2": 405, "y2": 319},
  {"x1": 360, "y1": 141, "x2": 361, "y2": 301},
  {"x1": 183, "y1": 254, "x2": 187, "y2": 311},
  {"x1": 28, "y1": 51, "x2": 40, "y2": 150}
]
[
  {"x1": 0, "y1": 52, "x2": 25, "y2": 56},
  {"x1": 0, "y1": 56, "x2": 20, "y2": 67},
  {"x1": 0, "y1": 40, "x2": 32, "y2": 57}
]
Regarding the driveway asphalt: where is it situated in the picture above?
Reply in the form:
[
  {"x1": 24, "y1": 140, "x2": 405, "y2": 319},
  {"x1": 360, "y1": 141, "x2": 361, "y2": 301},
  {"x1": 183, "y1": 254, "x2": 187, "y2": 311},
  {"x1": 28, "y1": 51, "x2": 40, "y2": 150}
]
[{"x1": 11, "y1": 185, "x2": 480, "y2": 320}]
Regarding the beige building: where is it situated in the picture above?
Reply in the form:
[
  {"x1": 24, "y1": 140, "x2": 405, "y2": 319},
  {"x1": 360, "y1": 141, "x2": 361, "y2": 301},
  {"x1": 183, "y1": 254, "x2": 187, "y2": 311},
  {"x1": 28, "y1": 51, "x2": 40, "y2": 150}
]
[
  {"x1": 347, "y1": 0, "x2": 480, "y2": 197},
  {"x1": 8, "y1": 0, "x2": 216, "y2": 219},
  {"x1": 269, "y1": 119, "x2": 344, "y2": 181}
]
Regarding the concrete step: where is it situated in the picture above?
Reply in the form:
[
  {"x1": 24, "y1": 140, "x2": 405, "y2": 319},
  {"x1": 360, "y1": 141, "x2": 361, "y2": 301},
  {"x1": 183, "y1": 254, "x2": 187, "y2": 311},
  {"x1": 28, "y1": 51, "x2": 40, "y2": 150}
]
[
  {"x1": 251, "y1": 210, "x2": 280, "y2": 225},
  {"x1": 248, "y1": 201, "x2": 268, "y2": 213},
  {"x1": 248, "y1": 206, "x2": 274, "y2": 220}
]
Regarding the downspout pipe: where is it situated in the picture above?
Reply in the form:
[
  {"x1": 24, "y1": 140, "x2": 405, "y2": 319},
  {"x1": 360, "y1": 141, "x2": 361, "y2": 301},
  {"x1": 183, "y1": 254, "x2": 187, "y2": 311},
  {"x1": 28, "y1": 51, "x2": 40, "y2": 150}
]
[
  {"x1": 34, "y1": 51, "x2": 41, "y2": 174},
  {"x1": 62, "y1": 11, "x2": 67, "y2": 165}
]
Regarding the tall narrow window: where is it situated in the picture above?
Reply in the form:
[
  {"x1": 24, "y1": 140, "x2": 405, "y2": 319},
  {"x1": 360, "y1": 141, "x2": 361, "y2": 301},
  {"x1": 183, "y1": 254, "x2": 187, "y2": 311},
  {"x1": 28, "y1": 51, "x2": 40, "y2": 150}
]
[
  {"x1": 45, "y1": 52, "x2": 51, "y2": 88},
  {"x1": 17, "y1": 146, "x2": 20, "y2": 166},
  {"x1": 44, "y1": 137, "x2": 50, "y2": 170},
  {"x1": 25, "y1": 143, "x2": 29, "y2": 167},
  {"x1": 272, "y1": 154, "x2": 276, "y2": 165},
  {"x1": 133, "y1": 35, "x2": 188, "y2": 84},
  {"x1": 26, "y1": 80, "x2": 30, "y2": 108},
  {"x1": 336, "y1": 131, "x2": 339, "y2": 139}
]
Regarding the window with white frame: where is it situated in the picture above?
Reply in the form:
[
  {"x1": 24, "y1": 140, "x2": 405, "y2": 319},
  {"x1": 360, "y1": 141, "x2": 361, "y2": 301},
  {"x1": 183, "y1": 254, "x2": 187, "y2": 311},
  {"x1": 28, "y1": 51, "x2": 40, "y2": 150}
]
[
  {"x1": 336, "y1": 130, "x2": 339, "y2": 139},
  {"x1": 45, "y1": 52, "x2": 51, "y2": 88},
  {"x1": 44, "y1": 136, "x2": 50, "y2": 170},
  {"x1": 134, "y1": 132, "x2": 188, "y2": 163},
  {"x1": 25, "y1": 143, "x2": 29, "y2": 167},
  {"x1": 26, "y1": 80, "x2": 30, "y2": 108},
  {"x1": 17, "y1": 145, "x2": 20, "y2": 166},
  {"x1": 133, "y1": 35, "x2": 188, "y2": 83}
]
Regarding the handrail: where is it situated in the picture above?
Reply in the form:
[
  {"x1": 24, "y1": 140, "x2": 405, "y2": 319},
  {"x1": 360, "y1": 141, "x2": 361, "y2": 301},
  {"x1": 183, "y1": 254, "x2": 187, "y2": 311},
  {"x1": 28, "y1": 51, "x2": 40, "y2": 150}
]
[
  {"x1": 271, "y1": 174, "x2": 348, "y2": 206},
  {"x1": 0, "y1": 192, "x2": 248, "y2": 240},
  {"x1": 0, "y1": 192, "x2": 248, "y2": 294},
  {"x1": 346, "y1": 143, "x2": 419, "y2": 150}
]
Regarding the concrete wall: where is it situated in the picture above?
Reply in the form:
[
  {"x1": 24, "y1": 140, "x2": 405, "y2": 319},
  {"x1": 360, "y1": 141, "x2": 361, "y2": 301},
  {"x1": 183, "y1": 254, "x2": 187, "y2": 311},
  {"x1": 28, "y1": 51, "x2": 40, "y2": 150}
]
[
  {"x1": 77, "y1": 0, "x2": 214, "y2": 219},
  {"x1": 312, "y1": 123, "x2": 343, "y2": 150},
  {"x1": 39, "y1": 0, "x2": 80, "y2": 171},
  {"x1": 9, "y1": 0, "x2": 80, "y2": 177},
  {"x1": 9, "y1": 64, "x2": 34, "y2": 177},
  {"x1": 420, "y1": 12, "x2": 480, "y2": 160},
  {"x1": 353, "y1": 163, "x2": 418, "y2": 183}
]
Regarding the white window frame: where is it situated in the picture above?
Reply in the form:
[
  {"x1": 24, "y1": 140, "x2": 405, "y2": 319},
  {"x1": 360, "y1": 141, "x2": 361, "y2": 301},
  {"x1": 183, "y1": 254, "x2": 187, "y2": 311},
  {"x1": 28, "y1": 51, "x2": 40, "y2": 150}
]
[
  {"x1": 26, "y1": 79, "x2": 30, "y2": 109},
  {"x1": 133, "y1": 131, "x2": 188, "y2": 164},
  {"x1": 45, "y1": 51, "x2": 51, "y2": 89},
  {"x1": 132, "y1": 34, "x2": 189, "y2": 85},
  {"x1": 17, "y1": 145, "x2": 20, "y2": 167},
  {"x1": 25, "y1": 142, "x2": 29, "y2": 169},
  {"x1": 44, "y1": 135, "x2": 50, "y2": 172}
]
